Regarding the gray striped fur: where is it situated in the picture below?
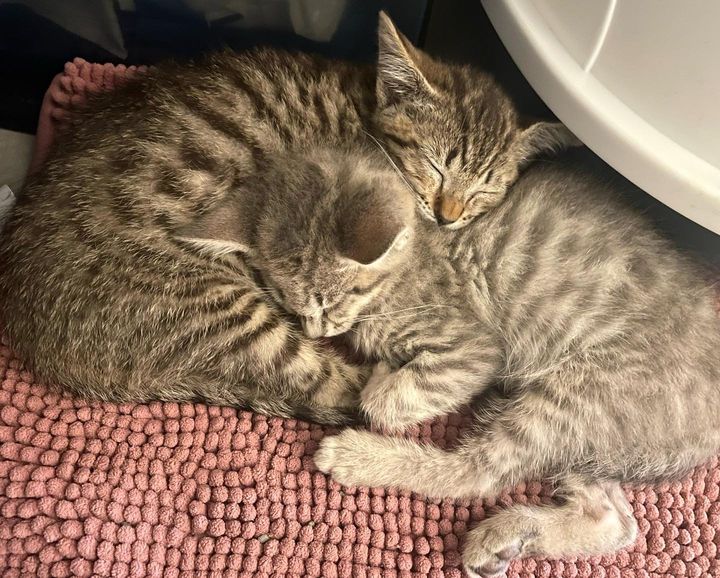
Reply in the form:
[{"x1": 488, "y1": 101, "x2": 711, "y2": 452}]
[
  {"x1": 0, "y1": 13, "x2": 574, "y2": 425},
  {"x1": 0, "y1": 48, "x2": 382, "y2": 424},
  {"x1": 252, "y1": 148, "x2": 720, "y2": 572},
  {"x1": 373, "y1": 12, "x2": 579, "y2": 227}
]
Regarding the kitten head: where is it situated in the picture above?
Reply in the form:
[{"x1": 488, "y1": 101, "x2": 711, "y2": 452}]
[
  {"x1": 255, "y1": 150, "x2": 415, "y2": 338},
  {"x1": 374, "y1": 12, "x2": 579, "y2": 228}
]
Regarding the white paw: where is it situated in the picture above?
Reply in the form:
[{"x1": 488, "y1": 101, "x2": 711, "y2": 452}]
[
  {"x1": 314, "y1": 429, "x2": 376, "y2": 487},
  {"x1": 463, "y1": 517, "x2": 530, "y2": 578},
  {"x1": 313, "y1": 435, "x2": 339, "y2": 475}
]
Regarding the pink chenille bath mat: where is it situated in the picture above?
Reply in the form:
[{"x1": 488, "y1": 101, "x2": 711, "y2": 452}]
[{"x1": 1, "y1": 58, "x2": 719, "y2": 578}]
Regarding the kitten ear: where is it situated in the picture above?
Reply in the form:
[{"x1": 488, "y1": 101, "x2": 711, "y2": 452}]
[
  {"x1": 512, "y1": 121, "x2": 583, "y2": 166},
  {"x1": 340, "y1": 216, "x2": 411, "y2": 268},
  {"x1": 376, "y1": 11, "x2": 435, "y2": 107},
  {"x1": 174, "y1": 201, "x2": 251, "y2": 256},
  {"x1": 370, "y1": 225, "x2": 411, "y2": 267}
]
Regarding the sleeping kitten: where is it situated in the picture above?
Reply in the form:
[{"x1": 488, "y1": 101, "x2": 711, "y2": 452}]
[
  {"x1": 373, "y1": 12, "x2": 579, "y2": 227},
  {"x1": 0, "y1": 13, "x2": 571, "y2": 423},
  {"x1": 241, "y1": 147, "x2": 720, "y2": 575}
]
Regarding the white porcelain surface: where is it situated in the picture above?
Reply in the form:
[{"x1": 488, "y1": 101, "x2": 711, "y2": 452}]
[{"x1": 481, "y1": 0, "x2": 720, "y2": 234}]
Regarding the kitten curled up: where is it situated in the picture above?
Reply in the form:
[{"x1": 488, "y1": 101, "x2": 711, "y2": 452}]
[
  {"x1": 0, "y1": 12, "x2": 575, "y2": 424},
  {"x1": 232, "y1": 147, "x2": 720, "y2": 577}
]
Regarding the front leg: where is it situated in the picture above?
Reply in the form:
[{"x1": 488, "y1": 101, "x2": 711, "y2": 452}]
[
  {"x1": 314, "y1": 429, "x2": 496, "y2": 498},
  {"x1": 360, "y1": 335, "x2": 500, "y2": 432}
]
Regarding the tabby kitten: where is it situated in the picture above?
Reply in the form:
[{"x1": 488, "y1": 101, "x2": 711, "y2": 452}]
[
  {"x1": 373, "y1": 13, "x2": 579, "y2": 227},
  {"x1": 0, "y1": 13, "x2": 571, "y2": 423},
  {"x1": 243, "y1": 147, "x2": 720, "y2": 575}
]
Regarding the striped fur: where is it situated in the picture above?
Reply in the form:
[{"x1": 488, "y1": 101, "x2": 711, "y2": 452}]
[
  {"x1": 254, "y1": 148, "x2": 720, "y2": 571},
  {"x1": 0, "y1": 47, "x2": 380, "y2": 423},
  {"x1": 373, "y1": 12, "x2": 580, "y2": 228},
  {"x1": 0, "y1": 14, "x2": 575, "y2": 425}
]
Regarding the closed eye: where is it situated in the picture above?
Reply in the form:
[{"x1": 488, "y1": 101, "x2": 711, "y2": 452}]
[
  {"x1": 350, "y1": 273, "x2": 391, "y2": 295},
  {"x1": 349, "y1": 282, "x2": 378, "y2": 295},
  {"x1": 470, "y1": 186, "x2": 504, "y2": 198}
]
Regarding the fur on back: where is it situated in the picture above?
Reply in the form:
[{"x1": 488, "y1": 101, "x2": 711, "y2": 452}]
[
  {"x1": 259, "y1": 147, "x2": 720, "y2": 485},
  {"x1": 0, "y1": 14, "x2": 584, "y2": 424},
  {"x1": 0, "y1": 49, "x2": 379, "y2": 423}
]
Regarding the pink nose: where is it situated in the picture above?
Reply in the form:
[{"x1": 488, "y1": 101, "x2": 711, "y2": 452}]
[{"x1": 435, "y1": 196, "x2": 464, "y2": 224}]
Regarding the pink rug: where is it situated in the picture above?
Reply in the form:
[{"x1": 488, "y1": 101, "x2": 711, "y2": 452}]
[{"x1": 1, "y1": 59, "x2": 719, "y2": 578}]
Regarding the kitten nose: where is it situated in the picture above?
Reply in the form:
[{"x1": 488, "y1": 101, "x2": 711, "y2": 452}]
[{"x1": 435, "y1": 196, "x2": 464, "y2": 225}]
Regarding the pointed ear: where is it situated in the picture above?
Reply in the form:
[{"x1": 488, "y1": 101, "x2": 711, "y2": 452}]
[
  {"x1": 512, "y1": 121, "x2": 583, "y2": 166},
  {"x1": 341, "y1": 224, "x2": 411, "y2": 268},
  {"x1": 339, "y1": 200, "x2": 411, "y2": 268},
  {"x1": 376, "y1": 11, "x2": 435, "y2": 108},
  {"x1": 174, "y1": 200, "x2": 251, "y2": 257}
]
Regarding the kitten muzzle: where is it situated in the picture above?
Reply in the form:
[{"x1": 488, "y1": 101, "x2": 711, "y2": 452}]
[{"x1": 435, "y1": 195, "x2": 465, "y2": 225}]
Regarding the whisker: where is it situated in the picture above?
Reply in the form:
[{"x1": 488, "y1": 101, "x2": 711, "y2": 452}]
[
  {"x1": 362, "y1": 129, "x2": 418, "y2": 197},
  {"x1": 358, "y1": 303, "x2": 448, "y2": 314},
  {"x1": 372, "y1": 303, "x2": 448, "y2": 314},
  {"x1": 354, "y1": 312, "x2": 435, "y2": 322},
  {"x1": 353, "y1": 303, "x2": 450, "y2": 321}
]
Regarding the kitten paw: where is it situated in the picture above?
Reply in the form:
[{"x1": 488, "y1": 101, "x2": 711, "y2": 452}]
[
  {"x1": 313, "y1": 436, "x2": 338, "y2": 475},
  {"x1": 313, "y1": 430, "x2": 387, "y2": 487},
  {"x1": 313, "y1": 430, "x2": 365, "y2": 485},
  {"x1": 463, "y1": 518, "x2": 531, "y2": 578},
  {"x1": 360, "y1": 362, "x2": 428, "y2": 432}
]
